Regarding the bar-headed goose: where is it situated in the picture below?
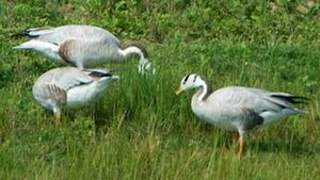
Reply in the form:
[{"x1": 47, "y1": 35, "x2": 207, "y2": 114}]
[
  {"x1": 14, "y1": 25, "x2": 153, "y2": 74},
  {"x1": 32, "y1": 67, "x2": 119, "y2": 124},
  {"x1": 176, "y1": 73, "x2": 307, "y2": 158}
]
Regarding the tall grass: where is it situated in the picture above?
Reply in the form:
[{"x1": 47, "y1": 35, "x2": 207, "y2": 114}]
[{"x1": 0, "y1": 1, "x2": 320, "y2": 179}]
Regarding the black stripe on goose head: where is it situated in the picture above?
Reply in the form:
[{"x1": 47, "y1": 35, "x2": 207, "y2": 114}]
[
  {"x1": 193, "y1": 75, "x2": 198, "y2": 82},
  {"x1": 183, "y1": 73, "x2": 192, "y2": 84},
  {"x1": 89, "y1": 71, "x2": 112, "y2": 78}
]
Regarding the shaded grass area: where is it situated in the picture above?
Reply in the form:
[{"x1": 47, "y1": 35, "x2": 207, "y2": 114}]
[{"x1": 1, "y1": 1, "x2": 320, "y2": 179}]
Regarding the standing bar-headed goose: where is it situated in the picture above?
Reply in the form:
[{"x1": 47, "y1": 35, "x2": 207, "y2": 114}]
[
  {"x1": 32, "y1": 67, "x2": 119, "y2": 124},
  {"x1": 14, "y1": 25, "x2": 153, "y2": 74},
  {"x1": 176, "y1": 73, "x2": 307, "y2": 158}
]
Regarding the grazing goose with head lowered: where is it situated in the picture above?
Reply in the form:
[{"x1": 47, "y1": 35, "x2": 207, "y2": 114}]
[
  {"x1": 14, "y1": 25, "x2": 153, "y2": 73},
  {"x1": 32, "y1": 67, "x2": 119, "y2": 125},
  {"x1": 176, "y1": 73, "x2": 307, "y2": 158}
]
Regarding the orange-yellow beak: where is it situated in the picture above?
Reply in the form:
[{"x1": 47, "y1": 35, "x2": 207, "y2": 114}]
[{"x1": 175, "y1": 87, "x2": 183, "y2": 95}]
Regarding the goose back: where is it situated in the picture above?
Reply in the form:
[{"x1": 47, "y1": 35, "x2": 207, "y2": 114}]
[
  {"x1": 191, "y1": 86, "x2": 304, "y2": 130},
  {"x1": 28, "y1": 25, "x2": 120, "y2": 46}
]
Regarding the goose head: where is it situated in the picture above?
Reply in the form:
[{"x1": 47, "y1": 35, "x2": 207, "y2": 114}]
[
  {"x1": 120, "y1": 43, "x2": 155, "y2": 74},
  {"x1": 135, "y1": 46, "x2": 152, "y2": 74},
  {"x1": 176, "y1": 73, "x2": 205, "y2": 95}
]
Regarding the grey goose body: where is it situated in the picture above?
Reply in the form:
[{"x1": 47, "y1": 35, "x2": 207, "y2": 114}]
[
  {"x1": 33, "y1": 67, "x2": 118, "y2": 124},
  {"x1": 14, "y1": 25, "x2": 153, "y2": 73}
]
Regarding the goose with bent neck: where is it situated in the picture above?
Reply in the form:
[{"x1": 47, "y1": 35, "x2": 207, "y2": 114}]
[
  {"x1": 13, "y1": 24, "x2": 153, "y2": 73},
  {"x1": 176, "y1": 73, "x2": 307, "y2": 158}
]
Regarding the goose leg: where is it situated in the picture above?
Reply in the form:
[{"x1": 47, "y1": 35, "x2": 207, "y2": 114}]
[
  {"x1": 237, "y1": 135, "x2": 245, "y2": 159},
  {"x1": 233, "y1": 131, "x2": 240, "y2": 142},
  {"x1": 53, "y1": 107, "x2": 61, "y2": 126}
]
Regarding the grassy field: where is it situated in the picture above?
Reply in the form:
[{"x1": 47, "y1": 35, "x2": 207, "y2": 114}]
[{"x1": 1, "y1": 0, "x2": 320, "y2": 179}]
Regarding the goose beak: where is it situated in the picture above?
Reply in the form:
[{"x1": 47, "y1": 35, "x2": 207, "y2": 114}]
[
  {"x1": 175, "y1": 87, "x2": 183, "y2": 95},
  {"x1": 111, "y1": 75, "x2": 120, "y2": 81}
]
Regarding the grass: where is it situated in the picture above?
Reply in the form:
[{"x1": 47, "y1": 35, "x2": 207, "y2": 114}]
[{"x1": 1, "y1": 0, "x2": 320, "y2": 179}]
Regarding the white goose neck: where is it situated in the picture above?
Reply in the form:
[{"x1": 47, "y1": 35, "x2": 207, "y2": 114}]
[{"x1": 119, "y1": 46, "x2": 144, "y2": 61}]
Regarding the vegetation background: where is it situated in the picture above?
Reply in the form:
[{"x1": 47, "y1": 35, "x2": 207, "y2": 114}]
[{"x1": 0, "y1": 0, "x2": 320, "y2": 179}]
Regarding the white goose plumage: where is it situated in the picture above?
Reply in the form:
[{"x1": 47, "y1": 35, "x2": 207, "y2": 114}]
[
  {"x1": 32, "y1": 67, "x2": 119, "y2": 124},
  {"x1": 176, "y1": 73, "x2": 307, "y2": 158},
  {"x1": 14, "y1": 25, "x2": 153, "y2": 73}
]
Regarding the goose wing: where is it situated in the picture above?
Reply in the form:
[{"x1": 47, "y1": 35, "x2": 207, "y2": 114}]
[
  {"x1": 51, "y1": 67, "x2": 95, "y2": 90},
  {"x1": 21, "y1": 25, "x2": 120, "y2": 46},
  {"x1": 208, "y1": 86, "x2": 305, "y2": 128},
  {"x1": 33, "y1": 67, "x2": 110, "y2": 104},
  {"x1": 38, "y1": 84, "x2": 67, "y2": 105},
  {"x1": 211, "y1": 86, "x2": 305, "y2": 114},
  {"x1": 35, "y1": 67, "x2": 94, "y2": 91},
  {"x1": 57, "y1": 38, "x2": 119, "y2": 67}
]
